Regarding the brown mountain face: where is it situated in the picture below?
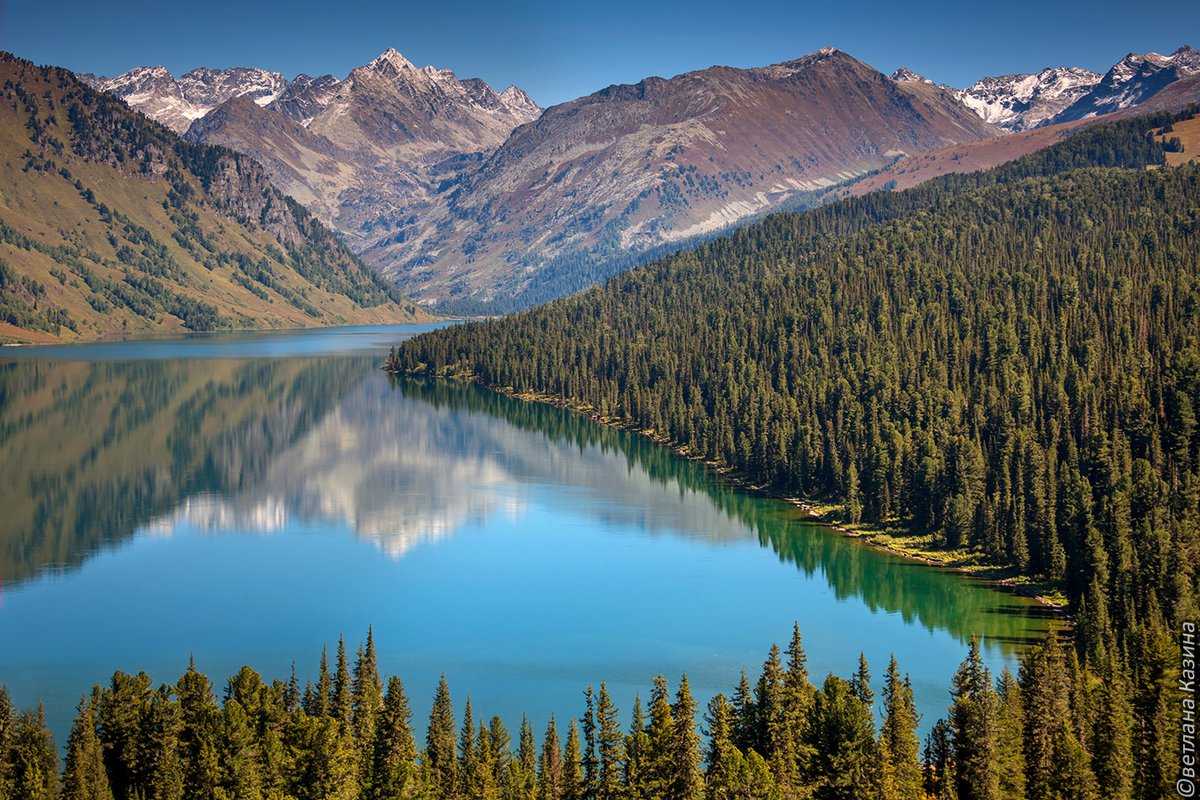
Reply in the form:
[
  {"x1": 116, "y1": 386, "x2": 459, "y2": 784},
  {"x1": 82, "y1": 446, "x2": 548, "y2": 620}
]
[
  {"x1": 0, "y1": 52, "x2": 426, "y2": 343},
  {"x1": 367, "y1": 47, "x2": 998, "y2": 310},
  {"x1": 185, "y1": 48, "x2": 541, "y2": 261}
]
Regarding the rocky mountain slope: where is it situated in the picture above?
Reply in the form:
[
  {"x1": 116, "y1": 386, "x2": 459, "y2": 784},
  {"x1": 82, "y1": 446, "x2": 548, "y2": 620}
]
[
  {"x1": 950, "y1": 45, "x2": 1198, "y2": 132},
  {"x1": 372, "y1": 47, "x2": 998, "y2": 309},
  {"x1": 953, "y1": 67, "x2": 1101, "y2": 131},
  {"x1": 1051, "y1": 45, "x2": 1200, "y2": 123},
  {"x1": 80, "y1": 65, "x2": 288, "y2": 133},
  {"x1": 183, "y1": 49, "x2": 541, "y2": 260},
  {"x1": 0, "y1": 52, "x2": 426, "y2": 343}
]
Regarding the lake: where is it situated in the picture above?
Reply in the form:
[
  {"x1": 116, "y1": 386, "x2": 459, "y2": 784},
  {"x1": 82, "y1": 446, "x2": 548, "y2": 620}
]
[{"x1": 0, "y1": 324, "x2": 1056, "y2": 746}]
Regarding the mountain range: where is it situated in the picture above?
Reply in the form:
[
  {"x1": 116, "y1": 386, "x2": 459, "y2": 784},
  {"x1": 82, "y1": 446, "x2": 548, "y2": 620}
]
[
  {"x1": 0, "y1": 52, "x2": 426, "y2": 343},
  {"x1": 20, "y1": 41, "x2": 1200, "y2": 318},
  {"x1": 943, "y1": 45, "x2": 1200, "y2": 132}
]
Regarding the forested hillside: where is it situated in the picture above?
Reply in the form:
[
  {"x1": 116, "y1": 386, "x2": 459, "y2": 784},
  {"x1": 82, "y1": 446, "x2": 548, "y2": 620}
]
[
  {"x1": 0, "y1": 53, "x2": 426, "y2": 343},
  {"x1": 0, "y1": 627, "x2": 1104, "y2": 800},
  {"x1": 392, "y1": 111, "x2": 1200, "y2": 798}
]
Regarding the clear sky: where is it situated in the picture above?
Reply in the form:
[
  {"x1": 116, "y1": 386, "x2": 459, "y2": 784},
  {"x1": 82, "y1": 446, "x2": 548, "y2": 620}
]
[{"x1": 1, "y1": 0, "x2": 1197, "y2": 107}]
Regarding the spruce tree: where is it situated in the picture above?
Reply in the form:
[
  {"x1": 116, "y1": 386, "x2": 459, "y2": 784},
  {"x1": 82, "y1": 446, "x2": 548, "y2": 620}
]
[
  {"x1": 62, "y1": 696, "x2": 114, "y2": 800},
  {"x1": 949, "y1": 637, "x2": 1000, "y2": 800},
  {"x1": 333, "y1": 636, "x2": 353, "y2": 724},
  {"x1": 176, "y1": 662, "x2": 220, "y2": 800},
  {"x1": 623, "y1": 695, "x2": 649, "y2": 799},
  {"x1": 562, "y1": 720, "x2": 583, "y2": 800},
  {"x1": 219, "y1": 699, "x2": 261, "y2": 800},
  {"x1": 730, "y1": 669, "x2": 756, "y2": 753},
  {"x1": 539, "y1": 715, "x2": 564, "y2": 800},
  {"x1": 459, "y1": 698, "x2": 478, "y2": 799},
  {"x1": 9, "y1": 704, "x2": 57, "y2": 800},
  {"x1": 645, "y1": 675, "x2": 674, "y2": 798},
  {"x1": 669, "y1": 674, "x2": 704, "y2": 800},
  {"x1": 581, "y1": 686, "x2": 597, "y2": 799},
  {"x1": 596, "y1": 684, "x2": 624, "y2": 800},
  {"x1": 372, "y1": 676, "x2": 420, "y2": 800},
  {"x1": 880, "y1": 657, "x2": 921, "y2": 800},
  {"x1": 424, "y1": 674, "x2": 457, "y2": 799},
  {"x1": 993, "y1": 668, "x2": 1025, "y2": 800},
  {"x1": 352, "y1": 629, "x2": 384, "y2": 791}
]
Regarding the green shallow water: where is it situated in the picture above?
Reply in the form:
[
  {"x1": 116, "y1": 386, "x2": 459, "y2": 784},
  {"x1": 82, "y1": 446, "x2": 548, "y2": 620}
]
[{"x1": 0, "y1": 324, "x2": 1056, "y2": 746}]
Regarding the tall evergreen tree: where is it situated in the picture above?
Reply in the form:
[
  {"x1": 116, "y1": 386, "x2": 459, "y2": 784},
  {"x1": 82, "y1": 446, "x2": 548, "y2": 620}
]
[
  {"x1": 424, "y1": 675, "x2": 457, "y2": 799},
  {"x1": 880, "y1": 657, "x2": 921, "y2": 800},
  {"x1": 539, "y1": 715, "x2": 564, "y2": 800},
  {"x1": 949, "y1": 637, "x2": 999, "y2": 800},
  {"x1": 562, "y1": 720, "x2": 583, "y2": 800},
  {"x1": 669, "y1": 674, "x2": 704, "y2": 800},
  {"x1": 62, "y1": 696, "x2": 114, "y2": 800},
  {"x1": 372, "y1": 676, "x2": 417, "y2": 800},
  {"x1": 596, "y1": 684, "x2": 624, "y2": 800},
  {"x1": 993, "y1": 669, "x2": 1025, "y2": 800},
  {"x1": 8, "y1": 704, "x2": 57, "y2": 800}
]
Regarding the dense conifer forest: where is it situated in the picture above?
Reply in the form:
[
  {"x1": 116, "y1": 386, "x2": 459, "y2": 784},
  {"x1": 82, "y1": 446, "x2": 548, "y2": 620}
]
[
  {"x1": 0, "y1": 627, "x2": 1113, "y2": 800},
  {"x1": 389, "y1": 109, "x2": 1200, "y2": 798}
]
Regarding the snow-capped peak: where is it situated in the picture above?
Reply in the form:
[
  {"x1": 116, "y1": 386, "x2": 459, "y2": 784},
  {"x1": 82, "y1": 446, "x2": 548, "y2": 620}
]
[
  {"x1": 955, "y1": 66, "x2": 1101, "y2": 131},
  {"x1": 890, "y1": 67, "x2": 932, "y2": 84},
  {"x1": 498, "y1": 85, "x2": 541, "y2": 122},
  {"x1": 368, "y1": 48, "x2": 416, "y2": 75}
]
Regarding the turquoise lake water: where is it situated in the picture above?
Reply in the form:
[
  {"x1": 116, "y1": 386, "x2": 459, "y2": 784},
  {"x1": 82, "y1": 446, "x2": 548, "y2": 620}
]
[{"x1": 0, "y1": 324, "x2": 1056, "y2": 746}]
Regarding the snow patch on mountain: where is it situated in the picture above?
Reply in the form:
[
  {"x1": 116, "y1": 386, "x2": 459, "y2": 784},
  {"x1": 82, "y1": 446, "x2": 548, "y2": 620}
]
[{"x1": 955, "y1": 67, "x2": 1100, "y2": 131}]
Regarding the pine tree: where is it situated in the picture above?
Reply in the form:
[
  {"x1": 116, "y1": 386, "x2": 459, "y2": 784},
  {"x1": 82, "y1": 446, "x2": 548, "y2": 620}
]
[
  {"x1": 669, "y1": 674, "x2": 703, "y2": 800},
  {"x1": 645, "y1": 675, "x2": 674, "y2": 799},
  {"x1": 808, "y1": 673, "x2": 878, "y2": 798},
  {"x1": 849, "y1": 654, "x2": 873, "y2": 711},
  {"x1": 176, "y1": 661, "x2": 220, "y2": 800},
  {"x1": 993, "y1": 669, "x2": 1025, "y2": 800},
  {"x1": 880, "y1": 657, "x2": 921, "y2": 800},
  {"x1": 9, "y1": 704, "x2": 57, "y2": 800},
  {"x1": 508, "y1": 715, "x2": 537, "y2": 800},
  {"x1": 333, "y1": 636, "x2": 353, "y2": 724},
  {"x1": 730, "y1": 669, "x2": 756, "y2": 753},
  {"x1": 372, "y1": 676, "x2": 420, "y2": 800},
  {"x1": 1091, "y1": 672, "x2": 1133, "y2": 800},
  {"x1": 581, "y1": 686, "x2": 597, "y2": 800},
  {"x1": 623, "y1": 696, "x2": 649, "y2": 799},
  {"x1": 459, "y1": 697, "x2": 478, "y2": 799},
  {"x1": 312, "y1": 648, "x2": 332, "y2": 720},
  {"x1": 488, "y1": 716, "x2": 512, "y2": 790},
  {"x1": 949, "y1": 637, "x2": 1000, "y2": 800},
  {"x1": 562, "y1": 720, "x2": 583, "y2": 800},
  {"x1": 424, "y1": 674, "x2": 457, "y2": 799},
  {"x1": 95, "y1": 670, "x2": 153, "y2": 800},
  {"x1": 219, "y1": 699, "x2": 261, "y2": 800},
  {"x1": 596, "y1": 684, "x2": 624, "y2": 800},
  {"x1": 62, "y1": 696, "x2": 114, "y2": 800},
  {"x1": 922, "y1": 719, "x2": 954, "y2": 800},
  {"x1": 539, "y1": 715, "x2": 564, "y2": 800},
  {"x1": 352, "y1": 628, "x2": 384, "y2": 792},
  {"x1": 753, "y1": 645, "x2": 785, "y2": 759}
]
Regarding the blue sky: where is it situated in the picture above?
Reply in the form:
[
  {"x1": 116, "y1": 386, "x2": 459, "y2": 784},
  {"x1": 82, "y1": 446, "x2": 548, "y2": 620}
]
[{"x1": 2, "y1": 0, "x2": 1197, "y2": 107}]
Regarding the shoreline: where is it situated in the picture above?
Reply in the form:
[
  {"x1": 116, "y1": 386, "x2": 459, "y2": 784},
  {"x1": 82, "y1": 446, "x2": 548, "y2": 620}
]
[{"x1": 396, "y1": 369, "x2": 1071, "y2": 619}]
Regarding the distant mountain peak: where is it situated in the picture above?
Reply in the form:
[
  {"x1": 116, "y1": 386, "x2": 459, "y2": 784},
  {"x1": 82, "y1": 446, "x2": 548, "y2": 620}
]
[
  {"x1": 367, "y1": 48, "x2": 417, "y2": 76},
  {"x1": 890, "y1": 67, "x2": 933, "y2": 84}
]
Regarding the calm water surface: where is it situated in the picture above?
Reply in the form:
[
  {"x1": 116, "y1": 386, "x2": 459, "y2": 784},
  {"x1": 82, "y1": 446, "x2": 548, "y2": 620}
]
[{"x1": 0, "y1": 324, "x2": 1056, "y2": 745}]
